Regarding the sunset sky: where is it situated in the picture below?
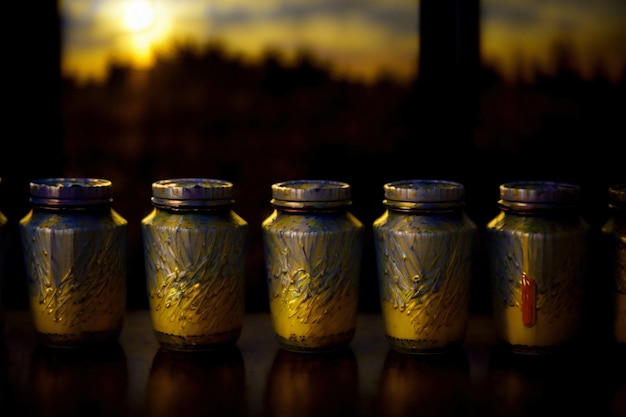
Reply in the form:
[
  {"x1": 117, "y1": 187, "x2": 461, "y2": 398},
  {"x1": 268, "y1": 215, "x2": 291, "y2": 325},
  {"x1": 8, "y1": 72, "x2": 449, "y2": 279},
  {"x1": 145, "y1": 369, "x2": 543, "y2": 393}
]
[{"x1": 60, "y1": 0, "x2": 626, "y2": 84}]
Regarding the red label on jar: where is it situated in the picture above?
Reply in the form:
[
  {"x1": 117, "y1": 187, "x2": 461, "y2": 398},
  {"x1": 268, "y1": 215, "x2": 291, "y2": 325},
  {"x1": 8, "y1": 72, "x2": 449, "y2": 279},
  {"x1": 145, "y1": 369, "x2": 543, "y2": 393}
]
[{"x1": 521, "y1": 273, "x2": 536, "y2": 327}]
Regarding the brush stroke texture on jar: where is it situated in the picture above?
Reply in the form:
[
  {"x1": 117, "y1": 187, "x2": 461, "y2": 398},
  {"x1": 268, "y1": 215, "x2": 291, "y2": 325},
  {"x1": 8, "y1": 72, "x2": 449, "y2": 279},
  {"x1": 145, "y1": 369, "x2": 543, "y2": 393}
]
[
  {"x1": 19, "y1": 178, "x2": 127, "y2": 348},
  {"x1": 141, "y1": 178, "x2": 248, "y2": 351},
  {"x1": 373, "y1": 179, "x2": 476, "y2": 354},
  {"x1": 262, "y1": 180, "x2": 364, "y2": 352},
  {"x1": 601, "y1": 183, "x2": 626, "y2": 345},
  {"x1": 486, "y1": 181, "x2": 590, "y2": 354}
]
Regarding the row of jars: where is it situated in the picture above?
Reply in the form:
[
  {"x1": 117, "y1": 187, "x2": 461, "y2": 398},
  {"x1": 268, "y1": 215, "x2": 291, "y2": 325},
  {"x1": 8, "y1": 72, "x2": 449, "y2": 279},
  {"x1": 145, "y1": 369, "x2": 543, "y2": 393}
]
[{"x1": 1, "y1": 177, "x2": 625, "y2": 355}]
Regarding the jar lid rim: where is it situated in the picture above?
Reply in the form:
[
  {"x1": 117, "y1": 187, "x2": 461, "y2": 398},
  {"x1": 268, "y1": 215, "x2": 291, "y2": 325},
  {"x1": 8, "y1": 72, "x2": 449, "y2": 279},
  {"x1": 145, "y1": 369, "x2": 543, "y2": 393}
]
[
  {"x1": 271, "y1": 180, "x2": 351, "y2": 202},
  {"x1": 151, "y1": 178, "x2": 234, "y2": 202},
  {"x1": 499, "y1": 181, "x2": 580, "y2": 203},
  {"x1": 609, "y1": 183, "x2": 626, "y2": 205},
  {"x1": 29, "y1": 178, "x2": 113, "y2": 205},
  {"x1": 383, "y1": 179, "x2": 465, "y2": 203}
]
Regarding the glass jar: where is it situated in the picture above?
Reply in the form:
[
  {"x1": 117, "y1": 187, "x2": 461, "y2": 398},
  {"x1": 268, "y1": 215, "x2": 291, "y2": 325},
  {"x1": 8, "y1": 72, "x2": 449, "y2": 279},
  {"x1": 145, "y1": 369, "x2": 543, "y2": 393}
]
[
  {"x1": 262, "y1": 180, "x2": 364, "y2": 352},
  {"x1": 19, "y1": 178, "x2": 128, "y2": 348},
  {"x1": 373, "y1": 179, "x2": 477, "y2": 354},
  {"x1": 141, "y1": 178, "x2": 248, "y2": 351},
  {"x1": 486, "y1": 181, "x2": 590, "y2": 354},
  {"x1": 601, "y1": 183, "x2": 626, "y2": 345}
]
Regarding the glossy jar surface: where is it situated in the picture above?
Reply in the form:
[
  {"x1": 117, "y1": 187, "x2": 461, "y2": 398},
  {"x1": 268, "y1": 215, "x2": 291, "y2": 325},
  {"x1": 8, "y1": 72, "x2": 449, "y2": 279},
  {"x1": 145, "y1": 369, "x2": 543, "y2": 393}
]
[
  {"x1": 486, "y1": 181, "x2": 590, "y2": 354},
  {"x1": 262, "y1": 180, "x2": 364, "y2": 352},
  {"x1": 601, "y1": 183, "x2": 626, "y2": 345},
  {"x1": 19, "y1": 178, "x2": 128, "y2": 348},
  {"x1": 141, "y1": 178, "x2": 248, "y2": 351},
  {"x1": 373, "y1": 179, "x2": 477, "y2": 354}
]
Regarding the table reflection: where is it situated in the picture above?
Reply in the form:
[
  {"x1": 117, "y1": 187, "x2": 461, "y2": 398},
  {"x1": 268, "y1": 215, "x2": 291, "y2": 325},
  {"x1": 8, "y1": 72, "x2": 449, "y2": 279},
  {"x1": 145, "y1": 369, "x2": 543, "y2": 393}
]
[
  {"x1": 373, "y1": 347, "x2": 470, "y2": 417},
  {"x1": 486, "y1": 346, "x2": 617, "y2": 417},
  {"x1": 5, "y1": 311, "x2": 626, "y2": 417},
  {"x1": 0, "y1": 341, "x2": 14, "y2": 409},
  {"x1": 146, "y1": 346, "x2": 246, "y2": 417},
  {"x1": 26, "y1": 343, "x2": 128, "y2": 417},
  {"x1": 263, "y1": 347, "x2": 359, "y2": 417}
]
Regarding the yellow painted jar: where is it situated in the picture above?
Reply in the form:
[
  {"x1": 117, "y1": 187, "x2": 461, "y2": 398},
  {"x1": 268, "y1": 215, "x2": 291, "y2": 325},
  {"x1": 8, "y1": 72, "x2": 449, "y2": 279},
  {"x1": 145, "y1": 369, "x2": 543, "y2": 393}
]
[
  {"x1": 19, "y1": 178, "x2": 128, "y2": 348},
  {"x1": 486, "y1": 181, "x2": 590, "y2": 354},
  {"x1": 141, "y1": 178, "x2": 248, "y2": 351},
  {"x1": 262, "y1": 180, "x2": 364, "y2": 352},
  {"x1": 601, "y1": 183, "x2": 626, "y2": 345},
  {"x1": 373, "y1": 179, "x2": 477, "y2": 354}
]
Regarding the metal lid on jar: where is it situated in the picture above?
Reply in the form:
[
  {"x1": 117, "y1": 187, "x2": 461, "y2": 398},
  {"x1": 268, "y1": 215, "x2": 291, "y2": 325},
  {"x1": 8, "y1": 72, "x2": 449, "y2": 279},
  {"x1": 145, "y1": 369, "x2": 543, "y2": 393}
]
[
  {"x1": 383, "y1": 179, "x2": 465, "y2": 211},
  {"x1": 270, "y1": 180, "x2": 352, "y2": 210},
  {"x1": 498, "y1": 181, "x2": 580, "y2": 211},
  {"x1": 151, "y1": 178, "x2": 234, "y2": 209},
  {"x1": 30, "y1": 178, "x2": 113, "y2": 207},
  {"x1": 608, "y1": 183, "x2": 626, "y2": 209}
]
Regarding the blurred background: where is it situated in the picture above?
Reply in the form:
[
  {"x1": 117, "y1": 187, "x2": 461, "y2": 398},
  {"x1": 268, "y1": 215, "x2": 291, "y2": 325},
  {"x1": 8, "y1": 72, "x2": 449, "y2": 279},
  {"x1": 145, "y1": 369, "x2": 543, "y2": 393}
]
[{"x1": 1, "y1": 0, "x2": 624, "y2": 315}]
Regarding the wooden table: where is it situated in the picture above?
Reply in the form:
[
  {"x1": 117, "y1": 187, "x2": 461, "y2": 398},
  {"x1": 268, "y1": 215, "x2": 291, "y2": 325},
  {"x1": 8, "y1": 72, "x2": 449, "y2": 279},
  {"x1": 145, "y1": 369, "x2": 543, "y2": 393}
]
[{"x1": 1, "y1": 310, "x2": 625, "y2": 417}]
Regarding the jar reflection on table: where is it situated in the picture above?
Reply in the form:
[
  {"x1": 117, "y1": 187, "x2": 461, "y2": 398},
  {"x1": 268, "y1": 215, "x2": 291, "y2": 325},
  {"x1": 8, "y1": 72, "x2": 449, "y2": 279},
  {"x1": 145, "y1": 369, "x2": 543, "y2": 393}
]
[
  {"x1": 374, "y1": 348, "x2": 470, "y2": 417},
  {"x1": 487, "y1": 347, "x2": 611, "y2": 417},
  {"x1": 373, "y1": 179, "x2": 476, "y2": 354},
  {"x1": 263, "y1": 347, "x2": 358, "y2": 417},
  {"x1": 19, "y1": 178, "x2": 128, "y2": 348},
  {"x1": 611, "y1": 353, "x2": 626, "y2": 417},
  {"x1": 141, "y1": 178, "x2": 248, "y2": 351},
  {"x1": 601, "y1": 183, "x2": 626, "y2": 345},
  {"x1": 261, "y1": 180, "x2": 364, "y2": 352},
  {"x1": 26, "y1": 344, "x2": 128, "y2": 417},
  {"x1": 147, "y1": 346, "x2": 246, "y2": 417},
  {"x1": 0, "y1": 339, "x2": 10, "y2": 408},
  {"x1": 486, "y1": 181, "x2": 590, "y2": 354}
]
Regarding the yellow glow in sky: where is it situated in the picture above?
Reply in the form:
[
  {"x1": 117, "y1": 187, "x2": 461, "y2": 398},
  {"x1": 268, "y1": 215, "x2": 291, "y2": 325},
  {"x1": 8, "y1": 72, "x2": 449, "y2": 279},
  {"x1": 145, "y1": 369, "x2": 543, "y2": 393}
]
[
  {"x1": 481, "y1": 0, "x2": 626, "y2": 82},
  {"x1": 123, "y1": 1, "x2": 155, "y2": 32},
  {"x1": 61, "y1": 0, "x2": 419, "y2": 84},
  {"x1": 61, "y1": 0, "x2": 625, "y2": 84},
  {"x1": 62, "y1": 0, "x2": 175, "y2": 81}
]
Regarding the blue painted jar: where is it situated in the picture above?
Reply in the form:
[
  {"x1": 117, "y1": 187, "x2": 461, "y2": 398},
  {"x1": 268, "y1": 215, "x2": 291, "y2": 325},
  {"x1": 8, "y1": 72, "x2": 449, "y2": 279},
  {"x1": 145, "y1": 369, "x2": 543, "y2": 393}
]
[
  {"x1": 262, "y1": 180, "x2": 364, "y2": 352},
  {"x1": 601, "y1": 183, "x2": 626, "y2": 345},
  {"x1": 373, "y1": 179, "x2": 477, "y2": 354},
  {"x1": 141, "y1": 178, "x2": 248, "y2": 351},
  {"x1": 486, "y1": 181, "x2": 590, "y2": 354},
  {"x1": 19, "y1": 178, "x2": 128, "y2": 348}
]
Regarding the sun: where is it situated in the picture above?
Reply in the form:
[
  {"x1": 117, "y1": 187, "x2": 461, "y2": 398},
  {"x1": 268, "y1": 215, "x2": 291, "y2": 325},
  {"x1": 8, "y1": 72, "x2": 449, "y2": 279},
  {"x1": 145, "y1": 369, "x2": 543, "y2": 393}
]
[{"x1": 123, "y1": 1, "x2": 155, "y2": 33}]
